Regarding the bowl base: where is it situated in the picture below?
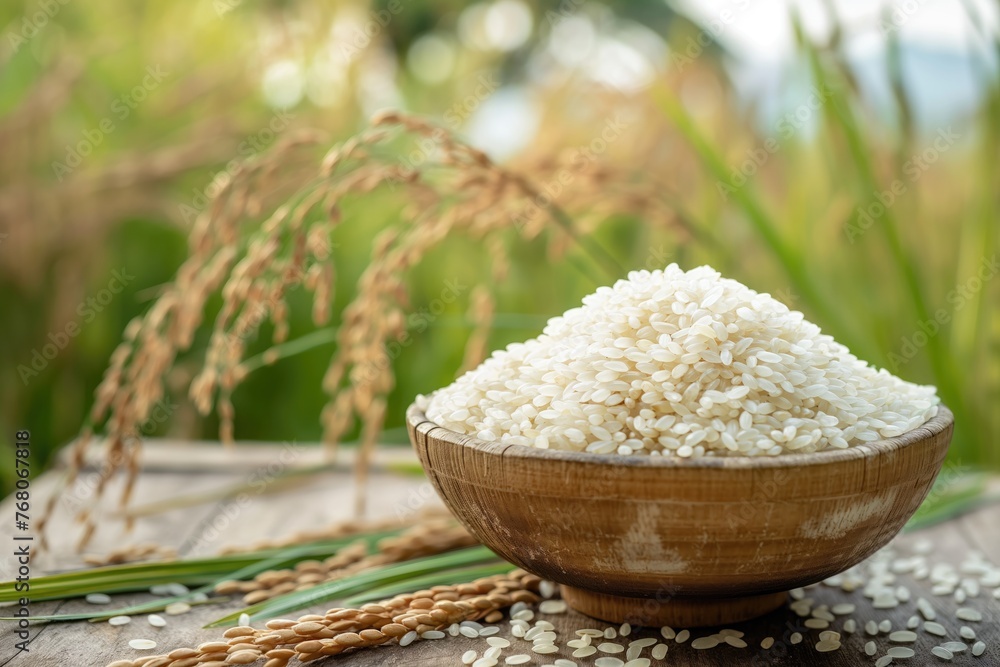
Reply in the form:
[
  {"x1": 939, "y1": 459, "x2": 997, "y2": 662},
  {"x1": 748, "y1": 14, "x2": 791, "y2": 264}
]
[{"x1": 560, "y1": 585, "x2": 787, "y2": 627}]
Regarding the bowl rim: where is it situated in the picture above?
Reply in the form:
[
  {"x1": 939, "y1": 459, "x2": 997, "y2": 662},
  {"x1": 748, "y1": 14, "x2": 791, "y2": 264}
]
[{"x1": 407, "y1": 404, "x2": 954, "y2": 470}]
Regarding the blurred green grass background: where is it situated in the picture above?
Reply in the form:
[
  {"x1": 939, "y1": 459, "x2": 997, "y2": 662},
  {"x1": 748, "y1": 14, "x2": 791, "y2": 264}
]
[{"x1": 0, "y1": 0, "x2": 997, "y2": 496}]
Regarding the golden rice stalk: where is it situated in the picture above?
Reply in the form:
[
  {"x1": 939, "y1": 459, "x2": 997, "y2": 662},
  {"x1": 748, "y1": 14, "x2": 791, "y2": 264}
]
[
  {"x1": 46, "y1": 112, "x2": 686, "y2": 551},
  {"x1": 105, "y1": 569, "x2": 541, "y2": 667}
]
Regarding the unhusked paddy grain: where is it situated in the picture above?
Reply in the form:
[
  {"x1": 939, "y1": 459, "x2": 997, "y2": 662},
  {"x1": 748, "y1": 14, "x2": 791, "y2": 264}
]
[{"x1": 422, "y1": 265, "x2": 939, "y2": 457}]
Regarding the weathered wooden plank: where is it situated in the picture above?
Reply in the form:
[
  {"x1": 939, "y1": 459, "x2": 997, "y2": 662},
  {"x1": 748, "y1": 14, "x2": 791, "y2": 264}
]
[{"x1": 1, "y1": 445, "x2": 996, "y2": 667}]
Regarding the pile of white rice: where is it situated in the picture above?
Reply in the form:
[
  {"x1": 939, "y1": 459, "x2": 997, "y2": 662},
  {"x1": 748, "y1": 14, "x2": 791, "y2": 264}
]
[{"x1": 419, "y1": 265, "x2": 939, "y2": 457}]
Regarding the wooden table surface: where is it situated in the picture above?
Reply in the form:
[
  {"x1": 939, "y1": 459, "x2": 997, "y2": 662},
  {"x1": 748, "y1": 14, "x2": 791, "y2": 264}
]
[{"x1": 1, "y1": 440, "x2": 997, "y2": 667}]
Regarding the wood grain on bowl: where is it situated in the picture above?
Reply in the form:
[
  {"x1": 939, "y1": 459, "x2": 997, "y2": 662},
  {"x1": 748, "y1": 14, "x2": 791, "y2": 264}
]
[{"x1": 407, "y1": 405, "x2": 954, "y2": 627}]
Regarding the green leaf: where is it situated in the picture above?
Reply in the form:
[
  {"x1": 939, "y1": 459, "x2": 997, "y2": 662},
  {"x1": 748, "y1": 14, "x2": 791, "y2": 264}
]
[
  {"x1": 342, "y1": 562, "x2": 515, "y2": 607},
  {"x1": 906, "y1": 469, "x2": 995, "y2": 531},
  {"x1": 0, "y1": 530, "x2": 400, "y2": 606}
]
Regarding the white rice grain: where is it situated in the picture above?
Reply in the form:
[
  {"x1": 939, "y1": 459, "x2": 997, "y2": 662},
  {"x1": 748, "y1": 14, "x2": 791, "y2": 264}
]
[{"x1": 422, "y1": 265, "x2": 940, "y2": 458}]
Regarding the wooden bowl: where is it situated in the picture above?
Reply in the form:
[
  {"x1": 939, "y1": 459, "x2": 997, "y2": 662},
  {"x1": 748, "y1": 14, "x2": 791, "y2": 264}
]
[{"x1": 407, "y1": 404, "x2": 953, "y2": 627}]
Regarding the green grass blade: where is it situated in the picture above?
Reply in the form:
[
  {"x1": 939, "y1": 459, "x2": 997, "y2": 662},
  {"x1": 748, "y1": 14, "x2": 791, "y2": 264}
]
[
  {"x1": 793, "y1": 17, "x2": 967, "y2": 431},
  {"x1": 0, "y1": 535, "x2": 396, "y2": 623},
  {"x1": 342, "y1": 562, "x2": 514, "y2": 607},
  {"x1": 652, "y1": 85, "x2": 873, "y2": 361},
  {"x1": 905, "y1": 470, "x2": 993, "y2": 531},
  {"x1": 0, "y1": 596, "x2": 228, "y2": 624},
  {"x1": 0, "y1": 530, "x2": 402, "y2": 603}
]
